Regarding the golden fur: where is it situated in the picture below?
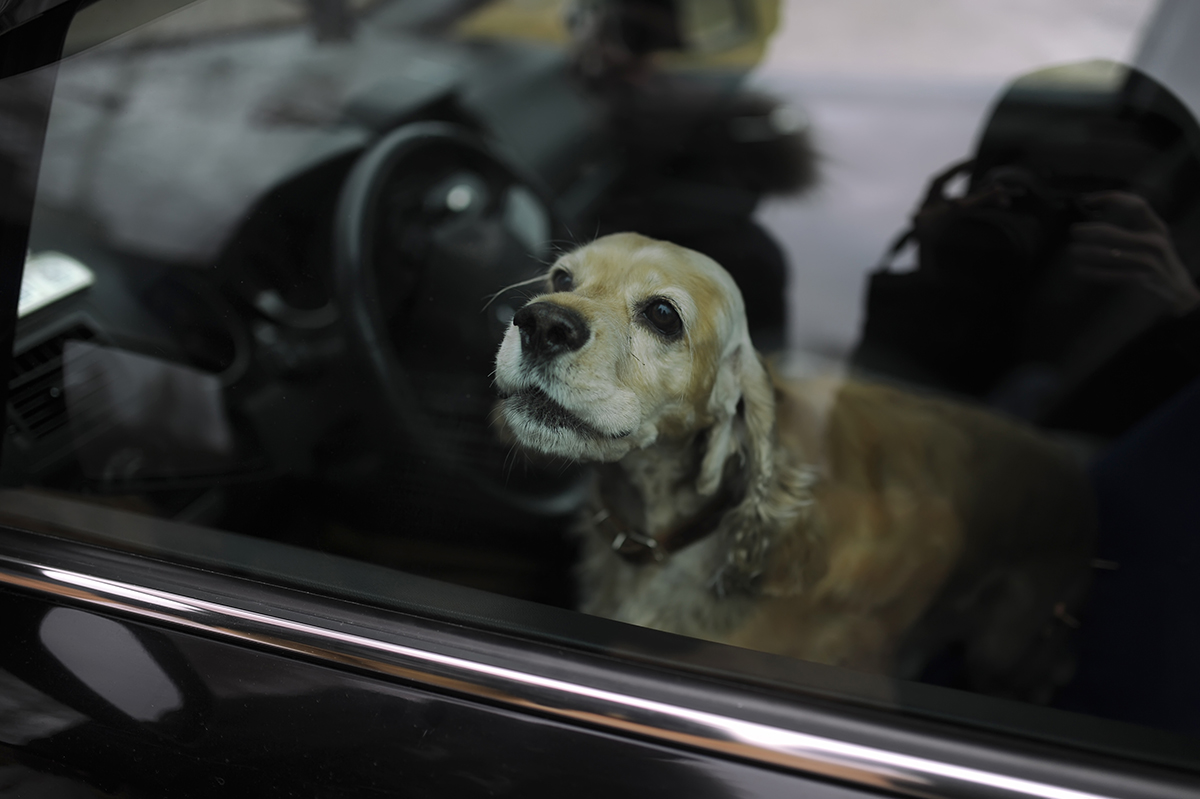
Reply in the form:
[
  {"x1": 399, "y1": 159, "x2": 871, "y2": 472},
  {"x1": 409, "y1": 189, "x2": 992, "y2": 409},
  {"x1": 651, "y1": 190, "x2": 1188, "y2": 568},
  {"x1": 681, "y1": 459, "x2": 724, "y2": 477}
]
[{"x1": 494, "y1": 233, "x2": 1094, "y2": 689}]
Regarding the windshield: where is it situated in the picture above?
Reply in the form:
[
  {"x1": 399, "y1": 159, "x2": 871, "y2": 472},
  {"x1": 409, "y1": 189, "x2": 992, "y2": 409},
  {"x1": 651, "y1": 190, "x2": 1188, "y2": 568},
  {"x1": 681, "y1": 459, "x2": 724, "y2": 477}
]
[{"x1": 3, "y1": 0, "x2": 1198, "y2": 771}]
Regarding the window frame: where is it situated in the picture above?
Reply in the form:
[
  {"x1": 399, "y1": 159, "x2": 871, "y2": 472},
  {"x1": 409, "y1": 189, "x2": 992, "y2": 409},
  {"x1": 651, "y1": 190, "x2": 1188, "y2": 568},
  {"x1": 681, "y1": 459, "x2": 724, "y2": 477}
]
[{"x1": 1, "y1": 514, "x2": 1198, "y2": 799}]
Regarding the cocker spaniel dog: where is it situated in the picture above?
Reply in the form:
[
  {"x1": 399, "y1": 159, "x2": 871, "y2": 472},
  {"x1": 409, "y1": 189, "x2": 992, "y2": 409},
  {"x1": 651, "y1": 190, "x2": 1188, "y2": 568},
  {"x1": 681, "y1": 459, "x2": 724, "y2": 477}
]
[{"x1": 494, "y1": 233, "x2": 1094, "y2": 694}]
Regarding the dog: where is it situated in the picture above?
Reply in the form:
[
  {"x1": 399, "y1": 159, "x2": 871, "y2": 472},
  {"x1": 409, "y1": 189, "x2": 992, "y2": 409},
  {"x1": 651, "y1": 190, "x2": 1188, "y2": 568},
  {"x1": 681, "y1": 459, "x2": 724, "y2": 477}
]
[{"x1": 493, "y1": 232, "x2": 1094, "y2": 694}]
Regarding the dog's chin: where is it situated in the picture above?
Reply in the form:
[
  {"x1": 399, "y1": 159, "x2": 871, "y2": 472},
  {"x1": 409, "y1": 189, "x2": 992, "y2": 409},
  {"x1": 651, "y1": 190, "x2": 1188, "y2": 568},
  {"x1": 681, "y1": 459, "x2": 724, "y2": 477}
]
[{"x1": 499, "y1": 388, "x2": 636, "y2": 462}]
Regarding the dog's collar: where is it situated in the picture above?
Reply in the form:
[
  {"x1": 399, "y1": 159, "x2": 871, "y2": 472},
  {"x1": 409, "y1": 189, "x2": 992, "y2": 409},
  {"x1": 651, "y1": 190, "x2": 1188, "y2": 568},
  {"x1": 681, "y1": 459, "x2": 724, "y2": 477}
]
[{"x1": 592, "y1": 468, "x2": 738, "y2": 565}]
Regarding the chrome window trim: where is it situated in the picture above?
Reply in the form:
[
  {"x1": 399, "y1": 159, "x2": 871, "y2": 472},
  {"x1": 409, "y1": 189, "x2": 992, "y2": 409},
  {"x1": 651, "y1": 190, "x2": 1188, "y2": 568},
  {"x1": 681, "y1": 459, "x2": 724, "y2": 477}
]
[{"x1": 1, "y1": 546, "x2": 1196, "y2": 799}]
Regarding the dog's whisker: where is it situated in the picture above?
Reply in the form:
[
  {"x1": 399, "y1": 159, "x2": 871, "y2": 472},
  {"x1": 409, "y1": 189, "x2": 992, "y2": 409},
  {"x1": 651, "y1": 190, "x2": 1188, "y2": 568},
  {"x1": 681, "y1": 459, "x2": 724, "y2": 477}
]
[
  {"x1": 559, "y1": 220, "x2": 579, "y2": 250},
  {"x1": 626, "y1": 335, "x2": 646, "y2": 368},
  {"x1": 502, "y1": 441, "x2": 526, "y2": 480},
  {"x1": 483, "y1": 274, "x2": 549, "y2": 310}
]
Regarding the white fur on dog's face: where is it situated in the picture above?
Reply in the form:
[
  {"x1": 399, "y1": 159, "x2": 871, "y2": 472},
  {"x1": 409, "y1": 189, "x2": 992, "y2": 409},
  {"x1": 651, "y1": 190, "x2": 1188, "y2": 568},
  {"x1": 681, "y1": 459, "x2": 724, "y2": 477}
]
[{"x1": 494, "y1": 233, "x2": 753, "y2": 464}]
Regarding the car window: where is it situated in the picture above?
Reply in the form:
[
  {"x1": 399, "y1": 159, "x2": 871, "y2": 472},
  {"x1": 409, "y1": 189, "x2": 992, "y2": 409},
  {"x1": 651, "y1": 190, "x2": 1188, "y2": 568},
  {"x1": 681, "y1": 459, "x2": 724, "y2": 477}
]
[{"x1": 4, "y1": 0, "x2": 1200, "y2": 771}]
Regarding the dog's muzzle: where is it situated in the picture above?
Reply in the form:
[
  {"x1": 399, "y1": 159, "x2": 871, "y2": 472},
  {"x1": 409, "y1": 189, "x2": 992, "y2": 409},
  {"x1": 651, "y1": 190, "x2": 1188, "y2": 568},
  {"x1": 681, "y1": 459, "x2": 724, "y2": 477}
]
[{"x1": 513, "y1": 301, "x2": 589, "y2": 360}]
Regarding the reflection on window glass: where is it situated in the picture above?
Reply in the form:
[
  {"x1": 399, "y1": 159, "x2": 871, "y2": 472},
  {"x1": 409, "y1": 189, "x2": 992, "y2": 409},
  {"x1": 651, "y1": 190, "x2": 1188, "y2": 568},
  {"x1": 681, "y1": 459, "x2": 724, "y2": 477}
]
[{"x1": 9, "y1": 0, "x2": 1200, "y2": 750}]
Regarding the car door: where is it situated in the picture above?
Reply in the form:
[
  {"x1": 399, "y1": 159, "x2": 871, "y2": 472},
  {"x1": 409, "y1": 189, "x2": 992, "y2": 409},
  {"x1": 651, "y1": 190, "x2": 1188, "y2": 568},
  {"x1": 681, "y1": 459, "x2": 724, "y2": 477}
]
[{"x1": 2, "y1": 1, "x2": 1200, "y2": 797}]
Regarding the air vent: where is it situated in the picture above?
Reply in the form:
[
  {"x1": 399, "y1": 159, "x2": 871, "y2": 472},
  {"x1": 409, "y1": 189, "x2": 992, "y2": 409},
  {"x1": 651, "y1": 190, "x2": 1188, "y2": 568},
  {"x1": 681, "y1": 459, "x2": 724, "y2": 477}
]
[{"x1": 9, "y1": 323, "x2": 97, "y2": 439}]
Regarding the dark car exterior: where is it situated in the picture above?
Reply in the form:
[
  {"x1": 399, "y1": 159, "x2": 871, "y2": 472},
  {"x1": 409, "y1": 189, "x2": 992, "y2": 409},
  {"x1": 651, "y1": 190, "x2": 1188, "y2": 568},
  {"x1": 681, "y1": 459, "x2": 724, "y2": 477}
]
[{"x1": 2, "y1": 1, "x2": 1200, "y2": 797}]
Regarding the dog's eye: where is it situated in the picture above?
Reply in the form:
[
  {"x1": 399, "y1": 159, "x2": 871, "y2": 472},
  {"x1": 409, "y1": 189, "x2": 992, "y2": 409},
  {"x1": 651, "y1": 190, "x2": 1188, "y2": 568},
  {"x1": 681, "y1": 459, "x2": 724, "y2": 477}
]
[
  {"x1": 551, "y1": 271, "x2": 574, "y2": 292},
  {"x1": 643, "y1": 300, "x2": 682, "y2": 337}
]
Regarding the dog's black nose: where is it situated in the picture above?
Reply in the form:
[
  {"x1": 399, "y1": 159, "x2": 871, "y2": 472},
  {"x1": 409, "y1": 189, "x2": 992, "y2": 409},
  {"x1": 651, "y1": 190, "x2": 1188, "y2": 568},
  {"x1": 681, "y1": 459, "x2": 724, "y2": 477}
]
[{"x1": 513, "y1": 302, "x2": 589, "y2": 357}]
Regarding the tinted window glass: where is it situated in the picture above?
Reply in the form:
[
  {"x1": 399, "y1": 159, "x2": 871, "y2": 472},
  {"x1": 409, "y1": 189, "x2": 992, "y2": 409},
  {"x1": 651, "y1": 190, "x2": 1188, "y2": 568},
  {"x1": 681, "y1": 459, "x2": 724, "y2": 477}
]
[{"x1": 5, "y1": 0, "x2": 1200, "y2": 763}]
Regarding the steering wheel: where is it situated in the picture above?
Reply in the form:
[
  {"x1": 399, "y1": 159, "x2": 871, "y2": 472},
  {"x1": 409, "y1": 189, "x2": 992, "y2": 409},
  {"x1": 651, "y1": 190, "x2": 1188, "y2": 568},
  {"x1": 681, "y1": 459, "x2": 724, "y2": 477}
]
[{"x1": 334, "y1": 121, "x2": 588, "y2": 517}]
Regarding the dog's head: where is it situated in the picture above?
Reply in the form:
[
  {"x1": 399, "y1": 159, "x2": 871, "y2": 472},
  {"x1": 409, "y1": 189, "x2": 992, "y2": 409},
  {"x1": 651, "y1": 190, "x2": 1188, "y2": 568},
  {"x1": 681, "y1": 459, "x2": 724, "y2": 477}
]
[{"x1": 494, "y1": 232, "x2": 774, "y2": 496}]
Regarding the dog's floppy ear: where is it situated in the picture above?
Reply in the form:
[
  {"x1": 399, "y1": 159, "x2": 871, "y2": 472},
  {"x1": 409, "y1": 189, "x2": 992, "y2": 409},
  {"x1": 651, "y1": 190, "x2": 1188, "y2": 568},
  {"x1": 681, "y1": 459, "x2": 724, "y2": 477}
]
[
  {"x1": 697, "y1": 341, "x2": 775, "y2": 497},
  {"x1": 699, "y1": 343, "x2": 826, "y2": 597}
]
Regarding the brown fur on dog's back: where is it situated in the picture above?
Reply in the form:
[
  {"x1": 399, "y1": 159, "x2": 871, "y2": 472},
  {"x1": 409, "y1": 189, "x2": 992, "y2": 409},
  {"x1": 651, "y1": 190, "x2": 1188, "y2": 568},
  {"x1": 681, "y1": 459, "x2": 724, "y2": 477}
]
[{"x1": 730, "y1": 378, "x2": 1093, "y2": 677}]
